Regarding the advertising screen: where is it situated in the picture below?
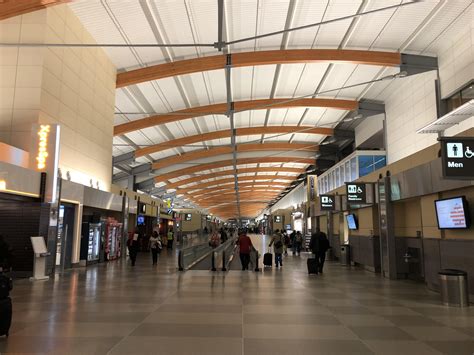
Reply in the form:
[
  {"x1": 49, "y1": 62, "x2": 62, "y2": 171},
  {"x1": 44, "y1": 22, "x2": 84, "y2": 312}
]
[
  {"x1": 346, "y1": 214, "x2": 358, "y2": 230},
  {"x1": 137, "y1": 215, "x2": 145, "y2": 225},
  {"x1": 435, "y1": 196, "x2": 470, "y2": 229}
]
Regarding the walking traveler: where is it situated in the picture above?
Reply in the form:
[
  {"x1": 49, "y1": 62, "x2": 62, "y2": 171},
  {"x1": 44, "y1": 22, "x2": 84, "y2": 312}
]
[
  {"x1": 237, "y1": 232, "x2": 253, "y2": 270},
  {"x1": 295, "y1": 231, "x2": 303, "y2": 256},
  {"x1": 127, "y1": 233, "x2": 139, "y2": 266},
  {"x1": 0, "y1": 236, "x2": 11, "y2": 271},
  {"x1": 269, "y1": 229, "x2": 284, "y2": 268},
  {"x1": 167, "y1": 230, "x2": 174, "y2": 250},
  {"x1": 309, "y1": 228, "x2": 330, "y2": 273},
  {"x1": 149, "y1": 231, "x2": 162, "y2": 265},
  {"x1": 283, "y1": 231, "x2": 290, "y2": 256}
]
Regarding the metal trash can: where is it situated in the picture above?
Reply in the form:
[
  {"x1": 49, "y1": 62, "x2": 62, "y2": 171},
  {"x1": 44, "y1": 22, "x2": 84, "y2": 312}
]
[
  {"x1": 438, "y1": 269, "x2": 469, "y2": 307},
  {"x1": 340, "y1": 244, "x2": 350, "y2": 265}
]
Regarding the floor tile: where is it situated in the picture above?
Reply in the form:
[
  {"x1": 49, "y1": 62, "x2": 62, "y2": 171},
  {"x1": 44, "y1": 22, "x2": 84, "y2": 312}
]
[
  {"x1": 244, "y1": 339, "x2": 373, "y2": 355},
  {"x1": 244, "y1": 313, "x2": 341, "y2": 325},
  {"x1": 130, "y1": 323, "x2": 242, "y2": 338},
  {"x1": 335, "y1": 314, "x2": 395, "y2": 327},
  {"x1": 243, "y1": 324, "x2": 358, "y2": 340},
  {"x1": 143, "y1": 311, "x2": 243, "y2": 324},
  {"x1": 349, "y1": 326, "x2": 415, "y2": 340},
  {"x1": 400, "y1": 326, "x2": 472, "y2": 341},
  {"x1": 364, "y1": 340, "x2": 443, "y2": 355},
  {"x1": 109, "y1": 336, "x2": 243, "y2": 355},
  {"x1": 425, "y1": 340, "x2": 474, "y2": 355},
  {"x1": 382, "y1": 315, "x2": 444, "y2": 326}
]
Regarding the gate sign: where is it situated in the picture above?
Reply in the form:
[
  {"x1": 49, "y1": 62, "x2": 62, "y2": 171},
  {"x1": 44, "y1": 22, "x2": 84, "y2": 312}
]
[
  {"x1": 320, "y1": 194, "x2": 335, "y2": 211},
  {"x1": 440, "y1": 137, "x2": 474, "y2": 180},
  {"x1": 346, "y1": 183, "x2": 366, "y2": 203}
]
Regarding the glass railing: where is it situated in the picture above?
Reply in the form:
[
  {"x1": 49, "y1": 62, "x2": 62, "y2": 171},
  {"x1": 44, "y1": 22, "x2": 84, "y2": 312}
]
[
  {"x1": 211, "y1": 236, "x2": 238, "y2": 271},
  {"x1": 178, "y1": 242, "x2": 212, "y2": 271}
]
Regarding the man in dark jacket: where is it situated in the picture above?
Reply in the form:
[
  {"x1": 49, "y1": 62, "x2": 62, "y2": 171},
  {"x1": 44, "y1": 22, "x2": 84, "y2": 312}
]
[
  {"x1": 0, "y1": 235, "x2": 11, "y2": 271},
  {"x1": 309, "y1": 228, "x2": 330, "y2": 273}
]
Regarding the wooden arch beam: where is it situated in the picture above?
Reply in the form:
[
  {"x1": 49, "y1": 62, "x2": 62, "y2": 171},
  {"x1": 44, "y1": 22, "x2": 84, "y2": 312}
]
[
  {"x1": 166, "y1": 167, "x2": 304, "y2": 189},
  {"x1": 114, "y1": 98, "x2": 354, "y2": 136},
  {"x1": 0, "y1": 0, "x2": 68, "y2": 21},
  {"x1": 155, "y1": 157, "x2": 314, "y2": 183},
  {"x1": 185, "y1": 182, "x2": 290, "y2": 197},
  {"x1": 175, "y1": 175, "x2": 293, "y2": 194},
  {"x1": 116, "y1": 49, "x2": 401, "y2": 88},
  {"x1": 141, "y1": 126, "x2": 331, "y2": 158},
  {"x1": 153, "y1": 142, "x2": 318, "y2": 170},
  {"x1": 190, "y1": 188, "x2": 284, "y2": 201}
]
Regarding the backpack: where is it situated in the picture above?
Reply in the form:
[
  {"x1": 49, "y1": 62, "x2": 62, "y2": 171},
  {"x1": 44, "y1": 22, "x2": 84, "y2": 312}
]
[
  {"x1": 0, "y1": 274, "x2": 12, "y2": 299},
  {"x1": 296, "y1": 234, "x2": 303, "y2": 243}
]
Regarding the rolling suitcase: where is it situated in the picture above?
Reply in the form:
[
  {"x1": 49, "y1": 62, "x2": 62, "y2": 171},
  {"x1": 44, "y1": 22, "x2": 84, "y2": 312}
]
[
  {"x1": 0, "y1": 297, "x2": 12, "y2": 337},
  {"x1": 263, "y1": 252, "x2": 273, "y2": 267},
  {"x1": 307, "y1": 258, "x2": 318, "y2": 275}
]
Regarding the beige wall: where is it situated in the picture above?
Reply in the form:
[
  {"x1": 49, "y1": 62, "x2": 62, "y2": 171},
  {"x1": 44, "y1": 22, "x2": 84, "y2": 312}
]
[
  {"x1": 349, "y1": 206, "x2": 378, "y2": 237},
  {"x1": 0, "y1": 5, "x2": 116, "y2": 190},
  {"x1": 179, "y1": 210, "x2": 202, "y2": 232},
  {"x1": 393, "y1": 198, "x2": 422, "y2": 237}
]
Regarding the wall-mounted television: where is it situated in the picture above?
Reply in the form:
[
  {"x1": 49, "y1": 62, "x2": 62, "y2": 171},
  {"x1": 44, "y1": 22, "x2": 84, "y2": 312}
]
[
  {"x1": 346, "y1": 214, "x2": 358, "y2": 230},
  {"x1": 137, "y1": 215, "x2": 145, "y2": 226},
  {"x1": 435, "y1": 196, "x2": 471, "y2": 229}
]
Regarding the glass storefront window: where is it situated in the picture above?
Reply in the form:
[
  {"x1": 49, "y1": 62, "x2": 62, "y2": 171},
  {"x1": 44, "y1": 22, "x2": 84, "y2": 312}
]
[
  {"x1": 345, "y1": 161, "x2": 350, "y2": 182},
  {"x1": 350, "y1": 157, "x2": 357, "y2": 181},
  {"x1": 374, "y1": 156, "x2": 387, "y2": 171},
  {"x1": 359, "y1": 155, "x2": 374, "y2": 177}
]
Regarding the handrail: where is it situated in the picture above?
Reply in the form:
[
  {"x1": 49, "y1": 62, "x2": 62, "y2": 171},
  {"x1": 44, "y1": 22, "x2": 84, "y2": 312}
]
[
  {"x1": 211, "y1": 235, "x2": 238, "y2": 271},
  {"x1": 177, "y1": 241, "x2": 212, "y2": 271}
]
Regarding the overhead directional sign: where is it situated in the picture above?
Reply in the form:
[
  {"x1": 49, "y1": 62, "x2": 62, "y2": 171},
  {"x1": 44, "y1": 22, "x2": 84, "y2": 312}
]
[
  {"x1": 440, "y1": 137, "x2": 474, "y2": 180},
  {"x1": 346, "y1": 183, "x2": 367, "y2": 203},
  {"x1": 320, "y1": 194, "x2": 336, "y2": 211}
]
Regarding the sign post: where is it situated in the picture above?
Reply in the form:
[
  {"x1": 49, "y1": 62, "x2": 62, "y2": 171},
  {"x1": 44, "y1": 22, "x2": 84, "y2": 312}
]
[{"x1": 440, "y1": 137, "x2": 474, "y2": 179}]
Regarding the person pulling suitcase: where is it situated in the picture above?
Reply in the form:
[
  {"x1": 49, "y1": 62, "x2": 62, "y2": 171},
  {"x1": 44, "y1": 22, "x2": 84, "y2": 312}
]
[{"x1": 0, "y1": 267, "x2": 13, "y2": 337}]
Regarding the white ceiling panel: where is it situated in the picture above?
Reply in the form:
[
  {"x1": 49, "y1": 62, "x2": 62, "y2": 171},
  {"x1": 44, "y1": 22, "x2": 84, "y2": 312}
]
[
  {"x1": 311, "y1": 1, "x2": 362, "y2": 47},
  {"x1": 406, "y1": 0, "x2": 472, "y2": 54},
  {"x1": 274, "y1": 63, "x2": 306, "y2": 97},
  {"x1": 226, "y1": 0, "x2": 258, "y2": 52},
  {"x1": 287, "y1": 0, "x2": 330, "y2": 49},
  {"x1": 292, "y1": 63, "x2": 331, "y2": 97}
]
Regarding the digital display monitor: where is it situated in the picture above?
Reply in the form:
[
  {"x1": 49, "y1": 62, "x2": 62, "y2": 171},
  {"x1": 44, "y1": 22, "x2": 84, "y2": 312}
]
[
  {"x1": 285, "y1": 224, "x2": 292, "y2": 230},
  {"x1": 435, "y1": 196, "x2": 470, "y2": 229},
  {"x1": 346, "y1": 214, "x2": 358, "y2": 230},
  {"x1": 137, "y1": 215, "x2": 145, "y2": 225},
  {"x1": 185, "y1": 213, "x2": 192, "y2": 221}
]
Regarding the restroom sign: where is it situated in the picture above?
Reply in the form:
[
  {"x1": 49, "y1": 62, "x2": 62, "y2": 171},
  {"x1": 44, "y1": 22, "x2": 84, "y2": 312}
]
[
  {"x1": 346, "y1": 183, "x2": 366, "y2": 203},
  {"x1": 320, "y1": 194, "x2": 335, "y2": 211},
  {"x1": 440, "y1": 137, "x2": 474, "y2": 180}
]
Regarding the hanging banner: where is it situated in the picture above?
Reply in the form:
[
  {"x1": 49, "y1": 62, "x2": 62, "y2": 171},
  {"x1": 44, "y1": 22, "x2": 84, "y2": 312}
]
[
  {"x1": 29, "y1": 124, "x2": 60, "y2": 203},
  {"x1": 306, "y1": 175, "x2": 318, "y2": 201}
]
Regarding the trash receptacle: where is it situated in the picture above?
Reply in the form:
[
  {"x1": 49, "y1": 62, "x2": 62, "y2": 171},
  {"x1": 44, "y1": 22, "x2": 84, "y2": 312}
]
[
  {"x1": 340, "y1": 244, "x2": 350, "y2": 265},
  {"x1": 438, "y1": 269, "x2": 469, "y2": 307}
]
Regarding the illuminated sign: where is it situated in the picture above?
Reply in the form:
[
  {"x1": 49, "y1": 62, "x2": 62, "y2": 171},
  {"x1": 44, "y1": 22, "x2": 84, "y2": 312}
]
[
  {"x1": 320, "y1": 194, "x2": 335, "y2": 211},
  {"x1": 0, "y1": 180, "x2": 6, "y2": 190},
  {"x1": 36, "y1": 125, "x2": 50, "y2": 170},
  {"x1": 346, "y1": 183, "x2": 367, "y2": 203},
  {"x1": 440, "y1": 137, "x2": 474, "y2": 180},
  {"x1": 29, "y1": 124, "x2": 60, "y2": 203}
]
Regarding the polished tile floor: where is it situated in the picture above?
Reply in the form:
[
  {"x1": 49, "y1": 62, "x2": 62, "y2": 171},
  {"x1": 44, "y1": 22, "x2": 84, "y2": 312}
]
[{"x1": 2, "y1": 235, "x2": 473, "y2": 354}]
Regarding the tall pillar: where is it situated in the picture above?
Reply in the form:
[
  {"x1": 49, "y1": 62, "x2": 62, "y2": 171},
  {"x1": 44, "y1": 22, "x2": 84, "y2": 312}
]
[{"x1": 378, "y1": 176, "x2": 397, "y2": 279}]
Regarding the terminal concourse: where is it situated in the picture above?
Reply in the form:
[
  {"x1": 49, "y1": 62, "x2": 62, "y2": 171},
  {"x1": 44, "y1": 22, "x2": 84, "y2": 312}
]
[{"x1": 0, "y1": 1, "x2": 473, "y2": 354}]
